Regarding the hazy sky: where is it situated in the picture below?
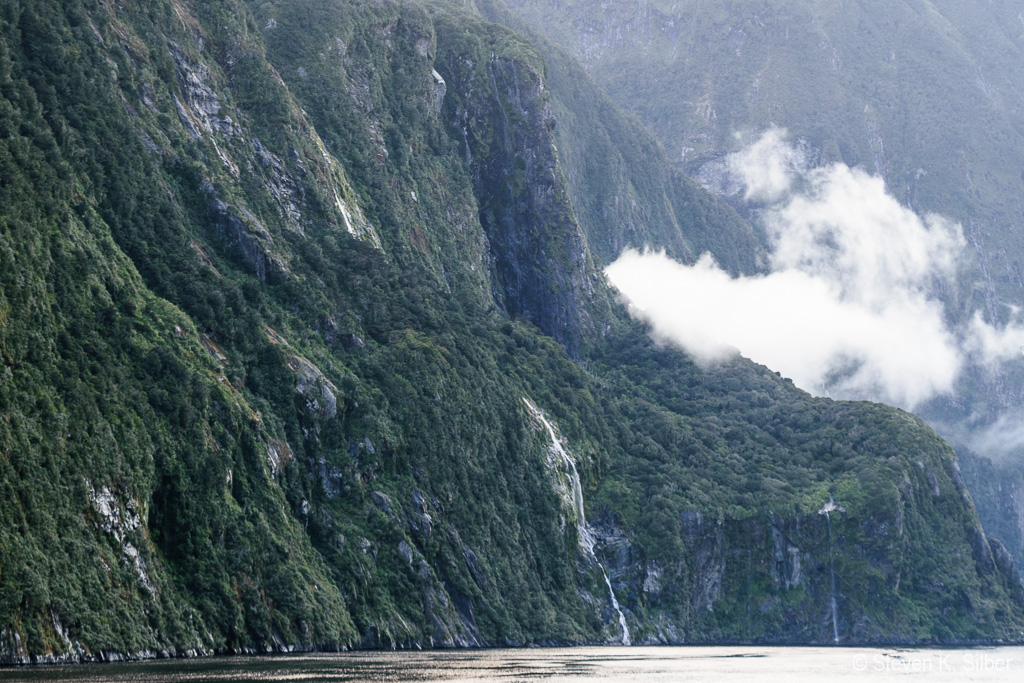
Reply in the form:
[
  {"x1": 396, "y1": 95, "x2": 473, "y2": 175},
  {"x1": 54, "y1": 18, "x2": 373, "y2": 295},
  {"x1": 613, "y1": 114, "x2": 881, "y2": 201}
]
[{"x1": 607, "y1": 129, "x2": 1024, "y2": 412}]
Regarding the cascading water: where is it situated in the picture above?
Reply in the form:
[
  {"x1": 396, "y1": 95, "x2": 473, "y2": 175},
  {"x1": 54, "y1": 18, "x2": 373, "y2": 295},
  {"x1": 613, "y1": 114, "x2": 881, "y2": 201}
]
[
  {"x1": 523, "y1": 398, "x2": 631, "y2": 645},
  {"x1": 601, "y1": 566, "x2": 631, "y2": 646},
  {"x1": 819, "y1": 498, "x2": 843, "y2": 644}
]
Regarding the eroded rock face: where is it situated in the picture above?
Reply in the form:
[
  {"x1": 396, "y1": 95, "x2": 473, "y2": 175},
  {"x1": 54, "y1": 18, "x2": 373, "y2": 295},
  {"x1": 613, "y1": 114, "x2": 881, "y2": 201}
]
[
  {"x1": 430, "y1": 68, "x2": 446, "y2": 115},
  {"x1": 287, "y1": 354, "x2": 339, "y2": 420},
  {"x1": 207, "y1": 199, "x2": 289, "y2": 282},
  {"x1": 267, "y1": 438, "x2": 293, "y2": 477},
  {"x1": 88, "y1": 483, "x2": 155, "y2": 596},
  {"x1": 441, "y1": 51, "x2": 592, "y2": 357},
  {"x1": 957, "y1": 448, "x2": 1024, "y2": 574},
  {"x1": 170, "y1": 44, "x2": 237, "y2": 139},
  {"x1": 990, "y1": 538, "x2": 1024, "y2": 590},
  {"x1": 584, "y1": 500, "x2": 1024, "y2": 646},
  {"x1": 251, "y1": 136, "x2": 305, "y2": 230}
]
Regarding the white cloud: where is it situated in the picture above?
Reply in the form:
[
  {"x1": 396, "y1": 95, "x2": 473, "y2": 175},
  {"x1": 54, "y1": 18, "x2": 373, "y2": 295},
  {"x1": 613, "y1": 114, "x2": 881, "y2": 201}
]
[
  {"x1": 607, "y1": 128, "x2": 1024, "y2": 412},
  {"x1": 607, "y1": 250, "x2": 960, "y2": 409},
  {"x1": 728, "y1": 128, "x2": 803, "y2": 202},
  {"x1": 965, "y1": 311, "x2": 1024, "y2": 365},
  {"x1": 968, "y1": 409, "x2": 1024, "y2": 459},
  {"x1": 767, "y1": 164, "x2": 964, "y2": 301}
]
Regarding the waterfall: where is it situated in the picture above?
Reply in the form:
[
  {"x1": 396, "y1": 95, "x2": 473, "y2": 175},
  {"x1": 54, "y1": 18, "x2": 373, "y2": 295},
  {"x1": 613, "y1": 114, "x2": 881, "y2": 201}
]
[
  {"x1": 523, "y1": 398, "x2": 593, "y2": 551},
  {"x1": 601, "y1": 566, "x2": 631, "y2": 645},
  {"x1": 536, "y1": 403, "x2": 586, "y2": 528},
  {"x1": 819, "y1": 498, "x2": 843, "y2": 644},
  {"x1": 825, "y1": 511, "x2": 839, "y2": 644},
  {"x1": 523, "y1": 397, "x2": 630, "y2": 645}
]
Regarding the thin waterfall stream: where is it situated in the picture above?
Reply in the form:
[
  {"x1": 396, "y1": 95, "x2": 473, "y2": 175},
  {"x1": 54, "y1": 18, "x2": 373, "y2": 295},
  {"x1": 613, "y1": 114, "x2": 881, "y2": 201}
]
[
  {"x1": 819, "y1": 499, "x2": 843, "y2": 644},
  {"x1": 524, "y1": 398, "x2": 631, "y2": 646},
  {"x1": 601, "y1": 566, "x2": 632, "y2": 646}
]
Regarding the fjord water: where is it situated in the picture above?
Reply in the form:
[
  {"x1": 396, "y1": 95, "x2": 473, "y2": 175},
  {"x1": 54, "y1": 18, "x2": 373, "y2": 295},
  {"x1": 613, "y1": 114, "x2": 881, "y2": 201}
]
[{"x1": 2, "y1": 647, "x2": 1023, "y2": 682}]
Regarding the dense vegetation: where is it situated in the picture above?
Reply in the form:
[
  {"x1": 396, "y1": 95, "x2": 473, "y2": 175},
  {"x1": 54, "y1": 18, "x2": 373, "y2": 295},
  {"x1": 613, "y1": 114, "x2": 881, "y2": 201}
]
[{"x1": 1, "y1": 0, "x2": 1022, "y2": 661}]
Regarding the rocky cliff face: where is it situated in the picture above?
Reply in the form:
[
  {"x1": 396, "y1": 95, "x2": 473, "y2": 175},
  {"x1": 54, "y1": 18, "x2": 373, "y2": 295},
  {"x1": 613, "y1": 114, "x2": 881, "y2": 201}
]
[
  {"x1": 1, "y1": 0, "x2": 1023, "y2": 663},
  {"x1": 958, "y1": 448, "x2": 1024, "y2": 576},
  {"x1": 438, "y1": 34, "x2": 593, "y2": 356},
  {"x1": 475, "y1": 0, "x2": 764, "y2": 276},
  {"x1": 579, "y1": 395, "x2": 1024, "y2": 645}
]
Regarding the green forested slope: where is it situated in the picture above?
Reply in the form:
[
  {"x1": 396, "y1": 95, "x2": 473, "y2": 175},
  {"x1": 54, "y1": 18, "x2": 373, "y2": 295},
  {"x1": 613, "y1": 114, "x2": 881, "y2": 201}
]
[{"x1": 0, "y1": 0, "x2": 1022, "y2": 662}]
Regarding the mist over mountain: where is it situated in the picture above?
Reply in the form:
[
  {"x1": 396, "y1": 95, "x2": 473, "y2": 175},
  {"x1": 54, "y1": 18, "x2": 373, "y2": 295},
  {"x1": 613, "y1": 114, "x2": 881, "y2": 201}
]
[
  {"x1": 503, "y1": 0, "x2": 1024, "y2": 449},
  {"x1": 609, "y1": 128, "x2": 1024, "y2": 412},
  {"x1": 2, "y1": 0, "x2": 1024, "y2": 662}
]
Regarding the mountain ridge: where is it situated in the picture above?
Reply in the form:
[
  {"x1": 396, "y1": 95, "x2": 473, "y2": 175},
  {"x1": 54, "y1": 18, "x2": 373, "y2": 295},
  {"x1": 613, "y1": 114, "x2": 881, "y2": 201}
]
[{"x1": 1, "y1": 0, "x2": 1022, "y2": 662}]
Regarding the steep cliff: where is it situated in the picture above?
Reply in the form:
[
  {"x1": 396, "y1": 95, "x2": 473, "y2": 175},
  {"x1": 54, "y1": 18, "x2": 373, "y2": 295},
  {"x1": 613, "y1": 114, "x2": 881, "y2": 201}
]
[
  {"x1": 474, "y1": 0, "x2": 764, "y2": 276},
  {"x1": 0, "y1": 0, "x2": 1022, "y2": 663},
  {"x1": 958, "y1": 448, "x2": 1024, "y2": 576}
]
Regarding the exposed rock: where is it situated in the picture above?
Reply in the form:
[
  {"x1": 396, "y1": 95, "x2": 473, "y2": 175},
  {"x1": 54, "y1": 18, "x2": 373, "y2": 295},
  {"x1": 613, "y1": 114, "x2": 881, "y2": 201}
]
[
  {"x1": 447, "y1": 524, "x2": 486, "y2": 590},
  {"x1": 371, "y1": 490, "x2": 395, "y2": 518},
  {"x1": 0, "y1": 626, "x2": 28, "y2": 665},
  {"x1": 287, "y1": 354, "x2": 339, "y2": 420},
  {"x1": 771, "y1": 523, "x2": 803, "y2": 590},
  {"x1": 642, "y1": 562, "x2": 663, "y2": 597},
  {"x1": 343, "y1": 333, "x2": 365, "y2": 350},
  {"x1": 207, "y1": 199, "x2": 288, "y2": 282},
  {"x1": 200, "y1": 334, "x2": 228, "y2": 364},
  {"x1": 681, "y1": 511, "x2": 726, "y2": 614},
  {"x1": 443, "y1": 53, "x2": 592, "y2": 356},
  {"x1": 267, "y1": 438, "x2": 293, "y2": 477},
  {"x1": 87, "y1": 483, "x2": 154, "y2": 595},
  {"x1": 314, "y1": 315, "x2": 340, "y2": 345},
  {"x1": 251, "y1": 136, "x2": 305, "y2": 230},
  {"x1": 398, "y1": 540, "x2": 414, "y2": 566},
  {"x1": 138, "y1": 131, "x2": 162, "y2": 154},
  {"x1": 430, "y1": 68, "x2": 446, "y2": 114},
  {"x1": 969, "y1": 524, "x2": 996, "y2": 574},
  {"x1": 170, "y1": 44, "x2": 237, "y2": 138},
  {"x1": 139, "y1": 82, "x2": 157, "y2": 110},
  {"x1": 957, "y1": 448, "x2": 1024, "y2": 576},
  {"x1": 926, "y1": 467, "x2": 941, "y2": 497},
  {"x1": 408, "y1": 489, "x2": 433, "y2": 540},
  {"x1": 947, "y1": 458, "x2": 973, "y2": 506},
  {"x1": 316, "y1": 455, "x2": 344, "y2": 497}
]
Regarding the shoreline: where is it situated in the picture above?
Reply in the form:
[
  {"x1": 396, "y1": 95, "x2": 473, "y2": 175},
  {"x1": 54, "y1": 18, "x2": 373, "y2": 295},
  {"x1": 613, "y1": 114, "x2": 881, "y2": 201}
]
[{"x1": 5, "y1": 638, "x2": 1024, "y2": 668}]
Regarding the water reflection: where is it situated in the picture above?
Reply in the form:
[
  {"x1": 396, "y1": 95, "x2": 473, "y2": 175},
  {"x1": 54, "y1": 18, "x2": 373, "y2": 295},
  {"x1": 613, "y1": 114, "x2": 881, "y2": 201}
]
[{"x1": 1, "y1": 646, "x2": 1022, "y2": 682}]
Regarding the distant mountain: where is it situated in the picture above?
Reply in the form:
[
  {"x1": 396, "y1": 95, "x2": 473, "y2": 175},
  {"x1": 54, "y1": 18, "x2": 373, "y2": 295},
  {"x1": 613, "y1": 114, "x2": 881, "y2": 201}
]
[
  {"x1": 502, "y1": 0, "x2": 1024, "y2": 425},
  {"x1": 1, "y1": 0, "x2": 1022, "y2": 662}
]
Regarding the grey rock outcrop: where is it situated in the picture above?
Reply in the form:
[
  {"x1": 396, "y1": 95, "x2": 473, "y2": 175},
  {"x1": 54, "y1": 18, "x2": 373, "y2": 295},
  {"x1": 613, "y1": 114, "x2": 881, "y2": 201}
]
[
  {"x1": 288, "y1": 354, "x2": 339, "y2": 420},
  {"x1": 170, "y1": 44, "x2": 237, "y2": 139},
  {"x1": 207, "y1": 199, "x2": 288, "y2": 282},
  {"x1": 430, "y1": 68, "x2": 446, "y2": 115},
  {"x1": 442, "y1": 50, "x2": 592, "y2": 356}
]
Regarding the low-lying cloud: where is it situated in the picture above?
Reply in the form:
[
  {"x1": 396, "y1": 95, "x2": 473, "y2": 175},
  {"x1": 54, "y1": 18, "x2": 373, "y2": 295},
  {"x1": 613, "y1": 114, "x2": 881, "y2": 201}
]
[
  {"x1": 728, "y1": 127, "x2": 804, "y2": 202},
  {"x1": 968, "y1": 409, "x2": 1024, "y2": 459},
  {"x1": 606, "y1": 129, "x2": 1024, "y2": 411}
]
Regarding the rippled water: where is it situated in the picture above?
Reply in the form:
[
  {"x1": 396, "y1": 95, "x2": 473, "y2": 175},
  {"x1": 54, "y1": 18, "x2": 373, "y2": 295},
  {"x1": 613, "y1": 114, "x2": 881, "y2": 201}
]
[{"x1": 2, "y1": 646, "x2": 1023, "y2": 681}]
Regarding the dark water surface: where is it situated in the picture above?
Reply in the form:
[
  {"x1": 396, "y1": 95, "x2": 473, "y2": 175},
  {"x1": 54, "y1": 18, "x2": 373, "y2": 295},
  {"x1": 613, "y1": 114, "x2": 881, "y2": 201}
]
[{"x1": 2, "y1": 646, "x2": 1023, "y2": 682}]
